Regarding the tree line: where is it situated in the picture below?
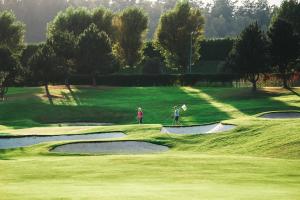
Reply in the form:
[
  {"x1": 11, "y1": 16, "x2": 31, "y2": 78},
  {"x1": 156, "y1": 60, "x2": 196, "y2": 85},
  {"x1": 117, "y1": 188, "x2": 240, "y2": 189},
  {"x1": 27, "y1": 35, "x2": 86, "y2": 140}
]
[
  {"x1": 226, "y1": 0, "x2": 300, "y2": 91},
  {"x1": 0, "y1": 0, "x2": 276, "y2": 42},
  {"x1": 0, "y1": 0, "x2": 299, "y2": 100}
]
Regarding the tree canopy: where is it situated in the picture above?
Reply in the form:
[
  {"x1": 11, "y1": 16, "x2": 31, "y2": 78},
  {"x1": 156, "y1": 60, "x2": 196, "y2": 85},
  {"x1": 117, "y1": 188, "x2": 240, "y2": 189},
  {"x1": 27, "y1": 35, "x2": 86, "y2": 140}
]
[
  {"x1": 77, "y1": 23, "x2": 115, "y2": 85},
  {"x1": 114, "y1": 7, "x2": 148, "y2": 67},
  {"x1": 0, "y1": 10, "x2": 25, "y2": 52},
  {"x1": 155, "y1": 1, "x2": 204, "y2": 73},
  {"x1": 268, "y1": 18, "x2": 299, "y2": 88},
  {"x1": 226, "y1": 22, "x2": 269, "y2": 91}
]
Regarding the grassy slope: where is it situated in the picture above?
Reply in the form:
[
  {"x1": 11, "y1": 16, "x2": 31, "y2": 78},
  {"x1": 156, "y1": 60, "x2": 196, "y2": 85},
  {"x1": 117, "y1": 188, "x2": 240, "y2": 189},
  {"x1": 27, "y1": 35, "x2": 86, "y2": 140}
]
[{"x1": 0, "y1": 86, "x2": 300, "y2": 199}]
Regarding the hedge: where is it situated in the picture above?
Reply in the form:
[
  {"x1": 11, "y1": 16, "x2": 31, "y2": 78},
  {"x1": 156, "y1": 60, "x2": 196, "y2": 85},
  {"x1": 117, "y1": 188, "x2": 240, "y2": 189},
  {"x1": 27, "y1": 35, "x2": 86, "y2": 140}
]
[{"x1": 69, "y1": 74, "x2": 240, "y2": 86}]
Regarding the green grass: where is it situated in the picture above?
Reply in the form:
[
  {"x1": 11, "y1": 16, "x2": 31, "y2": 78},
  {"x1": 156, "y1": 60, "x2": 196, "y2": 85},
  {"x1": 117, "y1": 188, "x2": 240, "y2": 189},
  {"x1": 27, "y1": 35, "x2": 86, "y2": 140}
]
[{"x1": 0, "y1": 86, "x2": 300, "y2": 199}]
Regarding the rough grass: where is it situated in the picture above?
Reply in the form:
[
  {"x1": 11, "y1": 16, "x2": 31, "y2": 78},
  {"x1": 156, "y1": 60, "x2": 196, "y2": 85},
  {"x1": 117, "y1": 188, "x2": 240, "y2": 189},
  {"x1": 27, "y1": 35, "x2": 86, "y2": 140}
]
[{"x1": 0, "y1": 86, "x2": 300, "y2": 200}]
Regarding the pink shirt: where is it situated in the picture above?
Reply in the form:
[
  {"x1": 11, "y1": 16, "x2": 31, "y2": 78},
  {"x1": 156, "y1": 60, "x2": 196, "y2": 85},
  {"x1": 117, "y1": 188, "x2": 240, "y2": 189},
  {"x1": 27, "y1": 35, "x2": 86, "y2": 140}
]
[{"x1": 137, "y1": 111, "x2": 143, "y2": 119}]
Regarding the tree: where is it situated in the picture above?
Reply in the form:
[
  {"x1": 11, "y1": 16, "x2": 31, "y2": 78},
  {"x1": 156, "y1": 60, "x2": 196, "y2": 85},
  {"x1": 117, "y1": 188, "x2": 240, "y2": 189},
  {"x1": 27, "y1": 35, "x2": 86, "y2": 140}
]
[
  {"x1": 205, "y1": 0, "x2": 235, "y2": 37},
  {"x1": 77, "y1": 24, "x2": 116, "y2": 86},
  {"x1": 48, "y1": 7, "x2": 92, "y2": 38},
  {"x1": 155, "y1": 1, "x2": 204, "y2": 73},
  {"x1": 20, "y1": 43, "x2": 41, "y2": 84},
  {"x1": 0, "y1": 46, "x2": 19, "y2": 101},
  {"x1": 91, "y1": 7, "x2": 116, "y2": 40},
  {"x1": 28, "y1": 43, "x2": 59, "y2": 98},
  {"x1": 141, "y1": 41, "x2": 165, "y2": 74},
  {"x1": 115, "y1": 7, "x2": 148, "y2": 68},
  {"x1": 0, "y1": 10, "x2": 25, "y2": 53},
  {"x1": 268, "y1": 18, "x2": 299, "y2": 88},
  {"x1": 226, "y1": 22, "x2": 269, "y2": 91},
  {"x1": 47, "y1": 31, "x2": 77, "y2": 85},
  {"x1": 272, "y1": 0, "x2": 300, "y2": 35}
]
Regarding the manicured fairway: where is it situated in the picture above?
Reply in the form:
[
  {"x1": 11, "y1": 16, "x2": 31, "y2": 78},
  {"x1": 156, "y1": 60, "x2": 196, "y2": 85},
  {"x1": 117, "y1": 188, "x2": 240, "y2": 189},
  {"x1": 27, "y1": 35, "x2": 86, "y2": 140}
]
[{"x1": 0, "y1": 86, "x2": 299, "y2": 199}]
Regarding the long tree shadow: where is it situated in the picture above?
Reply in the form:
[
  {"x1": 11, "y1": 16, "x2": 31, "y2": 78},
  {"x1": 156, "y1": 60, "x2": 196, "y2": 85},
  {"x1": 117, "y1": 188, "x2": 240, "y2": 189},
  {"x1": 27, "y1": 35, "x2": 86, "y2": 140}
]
[
  {"x1": 66, "y1": 85, "x2": 82, "y2": 105},
  {"x1": 196, "y1": 87, "x2": 300, "y2": 117},
  {"x1": 288, "y1": 88, "x2": 300, "y2": 97},
  {"x1": 0, "y1": 86, "x2": 232, "y2": 128}
]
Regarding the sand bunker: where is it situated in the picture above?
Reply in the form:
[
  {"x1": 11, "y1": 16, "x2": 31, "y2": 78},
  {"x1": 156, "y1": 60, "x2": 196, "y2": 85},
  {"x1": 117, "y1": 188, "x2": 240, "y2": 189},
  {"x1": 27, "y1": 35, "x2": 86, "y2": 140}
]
[
  {"x1": 260, "y1": 112, "x2": 300, "y2": 119},
  {"x1": 161, "y1": 123, "x2": 236, "y2": 135},
  {"x1": 0, "y1": 132, "x2": 125, "y2": 150},
  {"x1": 51, "y1": 141, "x2": 169, "y2": 154}
]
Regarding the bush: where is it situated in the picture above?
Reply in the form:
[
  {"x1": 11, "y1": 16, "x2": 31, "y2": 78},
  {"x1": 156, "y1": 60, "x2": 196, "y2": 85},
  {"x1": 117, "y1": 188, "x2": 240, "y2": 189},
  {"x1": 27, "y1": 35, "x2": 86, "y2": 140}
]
[
  {"x1": 69, "y1": 74, "x2": 239, "y2": 86},
  {"x1": 142, "y1": 57, "x2": 164, "y2": 74}
]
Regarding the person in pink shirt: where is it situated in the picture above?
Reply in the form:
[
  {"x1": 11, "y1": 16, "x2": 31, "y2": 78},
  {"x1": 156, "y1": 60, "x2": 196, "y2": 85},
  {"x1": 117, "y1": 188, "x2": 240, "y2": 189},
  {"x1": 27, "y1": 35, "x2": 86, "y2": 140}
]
[{"x1": 137, "y1": 107, "x2": 143, "y2": 124}]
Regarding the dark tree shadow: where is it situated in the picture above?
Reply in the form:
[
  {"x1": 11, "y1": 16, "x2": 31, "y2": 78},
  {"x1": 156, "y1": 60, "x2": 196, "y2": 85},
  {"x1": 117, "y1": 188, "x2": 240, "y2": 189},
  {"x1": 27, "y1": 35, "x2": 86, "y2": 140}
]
[
  {"x1": 66, "y1": 85, "x2": 81, "y2": 105},
  {"x1": 288, "y1": 88, "x2": 300, "y2": 97},
  {"x1": 198, "y1": 87, "x2": 300, "y2": 116}
]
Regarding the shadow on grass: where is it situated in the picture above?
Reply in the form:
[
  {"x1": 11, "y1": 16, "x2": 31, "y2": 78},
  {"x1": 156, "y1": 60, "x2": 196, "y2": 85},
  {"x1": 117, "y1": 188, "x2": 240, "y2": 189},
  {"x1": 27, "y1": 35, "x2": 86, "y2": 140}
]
[
  {"x1": 197, "y1": 87, "x2": 300, "y2": 116},
  {"x1": 67, "y1": 85, "x2": 82, "y2": 105},
  {"x1": 288, "y1": 88, "x2": 300, "y2": 97}
]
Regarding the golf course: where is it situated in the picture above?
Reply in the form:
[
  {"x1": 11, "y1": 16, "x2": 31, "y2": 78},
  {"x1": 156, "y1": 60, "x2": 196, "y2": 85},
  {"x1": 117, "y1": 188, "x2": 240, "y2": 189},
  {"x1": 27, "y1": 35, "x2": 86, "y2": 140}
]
[{"x1": 0, "y1": 86, "x2": 299, "y2": 200}]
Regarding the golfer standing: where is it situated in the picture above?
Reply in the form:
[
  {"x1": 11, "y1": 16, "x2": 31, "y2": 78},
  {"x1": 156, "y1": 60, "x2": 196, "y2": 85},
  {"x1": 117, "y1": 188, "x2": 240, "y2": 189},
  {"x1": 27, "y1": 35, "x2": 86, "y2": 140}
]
[
  {"x1": 173, "y1": 106, "x2": 180, "y2": 125},
  {"x1": 137, "y1": 107, "x2": 143, "y2": 124}
]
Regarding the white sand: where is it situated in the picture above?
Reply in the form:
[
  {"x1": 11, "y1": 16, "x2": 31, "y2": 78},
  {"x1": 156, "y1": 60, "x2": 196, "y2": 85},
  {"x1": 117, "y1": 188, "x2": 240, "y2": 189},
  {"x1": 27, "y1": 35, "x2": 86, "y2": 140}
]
[
  {"x1": 161, "y1": 123, "x2": 236, "y2": 135},
  {"x1": 51, "y1": 141, "x2": 169, "y2": 154},
  {"x1": 0, "y1": 132, "x2": 125, "y2": 150},
  {"x1": 260, "y1": 112, "x2": 300, "y2": 119}
]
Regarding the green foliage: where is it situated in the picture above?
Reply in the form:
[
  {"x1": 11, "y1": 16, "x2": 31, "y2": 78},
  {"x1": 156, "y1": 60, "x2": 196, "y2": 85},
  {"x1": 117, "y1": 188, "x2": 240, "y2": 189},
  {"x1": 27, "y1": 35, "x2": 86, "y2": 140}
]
[
  {"x1": 47, "y1": 31, "x2": 77, "y2": 83},
  {"x1": 141, "y1": 57, "x2": 164, "y2": 74},
  {"x1": 20, "y1": 44, "x2": 41, "y2": 84},
  {"x1": 155, "y1": 1, "x2": 204, "y2": 72},
  {"x1": 48, "y1": 7, "x2": 92, "y2": 37},
  {"x1": 69, "y1": 74, "x2": 237, "y2": 87},
  {"x1": 0, "y1": 46, "x2": 19, "y2": 100},
  {"x1": 272, "y1": 0, "x2": 300, "y2": 34},
  {"x1": 28, "y1": 43, "x2": 60, "y2": 86},
  {"x1": 115, "y1": 7, "x2": 148, "y2": 67},
  {"x1": 141, "y1": 41, "x2": 165, "y2": 74},
  {"x1": 226, "y1": 22, "x2": 269, "y2": 91},
  {"x1": 48, "y1": 7, "x2": 115, "y2": 39},
  {"x1": 0, "y1": 10, "x2": 25, "y2": 53},
  {"x1": 77, "y1": 24, "x2": 115, "y2": 85},
  {"x1": 199, "y1": 38, "x2": 235, "y2": 60},
  {"x1": 268, "y1": 18, "x2": 299, "y2": 88},
  {"x1": 91, "y1": 7, "x2": 116, "y2": 40}
]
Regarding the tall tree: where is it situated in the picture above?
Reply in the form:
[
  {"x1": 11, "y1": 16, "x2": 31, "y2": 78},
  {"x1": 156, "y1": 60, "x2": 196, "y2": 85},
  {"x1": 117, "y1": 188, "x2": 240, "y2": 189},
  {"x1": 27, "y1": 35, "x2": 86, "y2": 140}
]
[
  {"x1": 47, "y1": 31, "x2": 77, "y2": 85},
  {"x1": 155, "y1": 1, "x2": 204, "y2": 73},
  {"x1": 115, "y1": 7, "x2": 148, "y2": 68},
  {"x1": 272, "y1": 0, "x2": 300, "y2": 35},
  {"x1": 268, "y1": 18, "x2": 299, "y2": 88},
  {"x1": 91, "y1": 7, "x2": 116, "y2": 40},
  {"x1": 29, "y1": 43, "x2": 59, "y2": 98},
  {"x1": 226, "y1": 22, "x2": 269, "y2": 91},
  {"x1": 0, "y1": 10, "x2": 25, "y2": 53},
  {"x1": 0, "y1": 46, "x2": 19, "y2": 100},
  {"x1": 48, "y1": 7, "x2": 92, "y2": 38},
  {"x1": 77, "y1": 24, "x2": 115, "y2": 86},
  {"x1": 205, "y1": 0, "x2": 235, "y2": 37}
]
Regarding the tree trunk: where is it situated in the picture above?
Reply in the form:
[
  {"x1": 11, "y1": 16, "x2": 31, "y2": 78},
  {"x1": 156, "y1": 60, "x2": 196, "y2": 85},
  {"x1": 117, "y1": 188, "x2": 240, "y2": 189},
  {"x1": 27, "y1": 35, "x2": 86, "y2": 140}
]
[
  {"x1": 45, "y1": 83, "x2": 53, "y2": 105},
  {"x1": 251, "y1": 80, "x2": 257, "y2": 92},
  {"x1": 64, "y1": 77, "x2": 69, "y2": 87},
  {"x1": 248, "y1": 74, "x2": 259, "y2": 92},
  {"x1": 92, "y1": 75, "x2": 97, "y2": 87},
  {"x1": 283, "y1": 74, "x2": 289, "y2": 89},
  {"x1": 280, "y1": 66, "x2": 289, "y2": 89},
  {"x1": 0, "y1": 85, "x2": 8, "y2": 101}
]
